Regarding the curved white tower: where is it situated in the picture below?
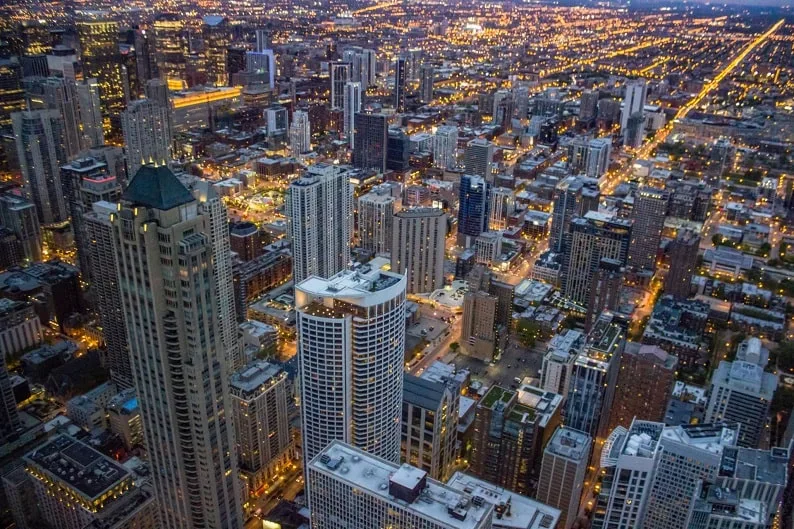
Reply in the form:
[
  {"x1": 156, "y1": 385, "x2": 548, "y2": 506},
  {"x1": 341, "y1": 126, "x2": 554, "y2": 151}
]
[{"x1": 296, "y1": 264, "x2": 406, "y2": 466}]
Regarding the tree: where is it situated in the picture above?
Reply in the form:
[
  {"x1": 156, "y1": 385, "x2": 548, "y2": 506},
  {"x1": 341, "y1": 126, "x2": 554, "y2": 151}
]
[
  {"x1": 449, "y1": 342, "x2": 460, "y2": 353},
  {"x1": 516, "y1": 319, "x2": 542, "y2": 348},
  {"x1": 775, "y1": 341, "x2": 794, "y2": 374}
]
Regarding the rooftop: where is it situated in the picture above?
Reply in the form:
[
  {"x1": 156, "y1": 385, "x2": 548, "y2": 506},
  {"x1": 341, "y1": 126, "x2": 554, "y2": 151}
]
[
  {"x1": 545, "y1": 427, "x2": 592, "y2": 462},
  {"x1": 230, "y1": 361, "x2": 285, "y2": 396},
  {"x1": 297, "y1": 265, "x2": 405, "y2": 308},
  {"x1": 660, "y1": 422, "x2": 739, "y2": 456},
  {"x1": 121, "y1": 165, "x2": 195, "y2": 210},
  {"x1": 404, "y1": 373, "x2": 448, "y2": 410}
]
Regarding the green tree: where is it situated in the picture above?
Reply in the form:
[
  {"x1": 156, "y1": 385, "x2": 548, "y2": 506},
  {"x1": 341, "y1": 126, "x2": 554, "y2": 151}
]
[
  {"x1": 449, "y1": 342, "x2": 460, "y2": 353},
  {"x1": 516, "y1": 319, "x2": 542, "y2": 348}
]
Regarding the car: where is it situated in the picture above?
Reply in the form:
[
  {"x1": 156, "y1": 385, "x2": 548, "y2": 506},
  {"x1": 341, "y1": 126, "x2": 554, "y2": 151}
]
[
  {"x1": 507, "y1": 364, "x2": 512, "y2": 368},
  {"x1": 514, "y1": 377, "x2": 522, "y2": 384}
]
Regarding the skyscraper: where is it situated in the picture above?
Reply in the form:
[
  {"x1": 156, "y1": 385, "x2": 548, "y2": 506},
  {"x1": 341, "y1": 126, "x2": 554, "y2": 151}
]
[
  {"x1": 620, "y1": 78, "x2": 647, "y2": 137},
  {"x1": 488, "y1": 187, "x2": 515, "y2": 231},
  {"x1": 121, "y1": 98, "x2": 172, "y2": 177},
  {"x1": 420, "y1": 64, "x2": 434, "y2": 104},
  {"x1": 664, "y1": 229, "x2": 700, "y2": 299},
  {"x1": 112, "y1": 165, "x2": 242, "y2": 529},
  {"x1": 245, "y1": 49, "x2": 276, "y2": 89},
  {"x1": 358, "y1": 188, "x2": 397, "y2": 255},
  {"x1": 628, "y1": 187, "x2": 668, "y2": 272},
  {"x1": 549, "y1": 175, "x2": 600, "y2": 253},
  {"x1": 353, "y1": 111, "x2": 387, "y2": 173},
  {"x1": 202, "y1": 16, "x2": 230, "y2": 87},
  {"x1": 607, "y1": 343, "x2": 677, "y2": 433},
  {"x1": 343, "y1": 81, "x2": 362, "y2": 146},
  {"x1": 289, "y1": 109, "x2": 311, "y2": 154},
  {"x1": 567, "y1": 137, "x2": 611, "y2": 179},
  {"x1": 329, "y1": 61, "x2": 350, "y2": 110},
  {"x1": 0, "y1": 327, "x2": 20, "y2": 442},
  {"x1": 392, "y1": 208, "x2": 447, "y2": 294},
  {"x1": 393, "y1": 56, "x2": 406, "y2": 112},
  {"x1": 75, "y1": 78, "x2": 105, "y2": 148},
  {"x1": 0, "y1": 59, "x2": 25, "y2": 130},
  {"x1": 76, "y1": 17, "x2": 125, "y2": 130},
  {"x1": 561, "y1": 212, "x2": 632, "y2": 306},
  {"x1": 286, "y1": 163, "x2": 353, "y2": 284},
  {"x1": 585, "y1": 258, "x2": 624, "y2": 330},
  {"x1": 296, "y1": 266, "x2": 406, "y2": 465},
  {"x1": 153, "y1": 14, "x2": 188, "y2": 87},
  {"x1": 579, "y1": 89, "x2": 599, "y2": 123},
  {"x1": 433, "y1": 125, "x2": 458, "y2": 170},
  {"x1": 537, "y1": 426, "x2": 592, "y2": 529},
  {"x1": 26, "y1": 76, "x2": 83, "y2": 159},
  {"x1": 0, "y1": 193, "x2": 41, "y2": 263},
  {"x1": 12, "y1": 110, "x2": 68, "y2": 225},
  {"x1": 592, "y1": 420, "x2": 664, "y2": 529},
  {"x1": 457, "y1": 174, "x2": 489, "y2": 244},
  {"x1": 464, "y1": 138, "x2": 494, "y2": 182}
]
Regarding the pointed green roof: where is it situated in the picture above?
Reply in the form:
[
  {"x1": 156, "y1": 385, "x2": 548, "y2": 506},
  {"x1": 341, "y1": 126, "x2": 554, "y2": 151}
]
[{"x1": 122, "y1": 165, "x2": 194, "y2": 210}]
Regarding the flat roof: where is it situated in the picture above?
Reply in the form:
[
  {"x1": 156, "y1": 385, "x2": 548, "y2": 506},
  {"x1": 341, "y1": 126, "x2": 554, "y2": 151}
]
[
  {"x1": 545, "y1": 427, "x2": 592, "y2": 462},
  {"x1": 230, "y1": 361, "x2": 284, "y2": 395},
  {"x1": 661, "y1": 423, "x2": 739, "y2": 457},
  {"x1": 297, "y1": 265, "x2": 405, "y2": 308}
]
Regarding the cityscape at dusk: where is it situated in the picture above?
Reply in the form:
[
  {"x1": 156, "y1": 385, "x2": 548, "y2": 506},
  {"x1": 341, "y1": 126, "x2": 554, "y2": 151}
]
[{"x1": 3, "y1": 0, "x2": 794, "y2": 528}]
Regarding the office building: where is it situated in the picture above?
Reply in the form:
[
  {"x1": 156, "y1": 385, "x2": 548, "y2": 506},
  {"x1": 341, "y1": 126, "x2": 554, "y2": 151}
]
[
  {"x1": 0, "y1": 311, "x2": 21, "y2": 442},
  {"x1": 564, "y1": 311, "x2": 624, "y2": 439},
  {"x1": 308, "y1": 441, "x2": 494, "y2": 529},
  {"x1": 394, "y1": 56, "x2": 407, "y2": 112},
  {"x1": 549, "y1": 175, "x2": 600, "y2": 253},
  {"x1": 579, "y1": 89, "x2": 599, "y2": 122},
  {"x1": 458, "y1": 174, "x2": 490, "y2": 244},
  {"x1": 561, "y1": 212, "x2": 632, "y2": 306},
  {"x1": 342, "y1": 47, "x2": 377, "y2": 89},
  {"x1": 329, "y1": 61, "x2": 350, "y2": 110},
  {"x1": 0, "y1": 193, "x2": 41, "y2": 263},
  {"x1": 107, "y1": 388, "x2": 144, "y2": 450},
  {"x1": 289, "y1": 109, "x2": 311, "y2": 154},
  {"x1": 402, "y1": 372, "x2": 459, "y2": 481},
  {"x1": 353, "y1": 110, "x2": 388, "y2": 173},
  {"x1": 0, "y1": 59, "x2": 25, "y2": 129},
  {"x1": 705, "y1": 347, "x2": 777, "y2": 448},
  {"x1": 12, "y1": 110, "x2": 68, "y2": 225},
  {"x1": 358, "y1": 188, "x2": 397, "y2": 255},
  {"x1": 540, "y1": 329, "x2": 584, "y2": 397},
  {"x1": 76, "y1": 17, "x2": 125, "y2": 127},
  {"x1": 112, "y1": 164, "x2": 243, "y2": 529},
  {"x1": 343, "y1": 81, "x2": 362, "y2": 145},
  {"x1": 537, "y1": 426, "x2": 591, "y2": 529},
  {"x1": 26, "y1": 76, "x2": 83, "y2": 159},
  {"x1": 624, "y1": 111, "x2": 646, "y2": 149},
  {"x1": 567, "y1": 137, "x2": 611, "y2": 179},
  {"x1": 286, "y1": 163, "x2": 353, "y2": 284},
  {"x1": 464, "y1": 138, "x2": 494, "y2": 182},
  {"x1": 433, "y1": 125, "x2": 458, "y2": 170},
  {"x1": 592, "y1": 420, "x2": 664, "y2": 529},
  {"x1": 153, "y1": 14, "x2": 188, "y2": 87},
  {"x1": 470, "y1": 385, "x2": 563, "y2": 495},
  {"x1": 608, "y1": 343, "x2": 677, "y2": 433},
  {"x1": 245, "y1": 49, "x2": 276, "y2": 89},
  {"x1": 75, "y1": 78, "x2": 105, "y2": 148},
  {"x1": 121, "y1": 98, "x2": 172, "y2": 177},
  {"x1": 620, "y1": 78, "x2": 647, "y2": 137},
  {"x1": 643, "y1": 422, "x2": 739, "y2": 529},
  {"x1": 585, "y1": 258, "x2": 624, "y2": 331},
  {"x1": 664, "y1": 229, "x2": 700, "y2": 300},
  {"x1": 461, "y1": 289, "x2": 501, "y2": 361},
  {"x1": 420, "y1": 64, "x2": 434, "y2": 103},
  {"x1": 387, "y1": 128, "x2": 410, "y2": 172},
  {"x1": 230, "y1": 361, "x2": 293, "y2": 493},
  {"x1": 296, "y1": 266, "x2": 406, "y2": 466},
  {"x1": 628, "y1": 187, "x2": 668, "y2": 272},
  {"x1": 202, "y1": 16, "x2": 230, "y2": 87},
  {"x1": 489, "y1": 187, "x2": 515, "y2": 231},
  {"x1": 24, "y1": 435, "x2": 157, "y2": 529},
  {"x1": 2, "y1": 466, "x2": 39, "y2": 529},
  {"x1": 392, "y1": 208, "x2": 447, "y2": 294}
]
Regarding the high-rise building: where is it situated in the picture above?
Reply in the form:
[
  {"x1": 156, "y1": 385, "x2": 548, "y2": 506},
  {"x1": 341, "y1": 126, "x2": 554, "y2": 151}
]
[
  {"x1": 402, "y1": 372, "x2": 459, "y2": 481},
  {"x1": 0, "y1": 298, "x2": 42, "y2": 360},
  {"x1": 23, "y1": 435, "x2": 158, "y2": 529},
  {"x1": 153, "y1": 14, "x2": 188, "y2": 87},
  {"x1": 392, "y1": 208, "x2": 447, "y2": 294},
  {"x1": 607, "y1": 343, "x2": 677, "y2": 433},
  {"x1": 643, "y1": 422, "x2": 739, "y2": 529},
  {"x1": 296, "y1": 266, "x2": 406, "y2": 466},
  {"x1": 564, "y1": 311, "x2": 624, "y2": 439},
  {"x1": 0, "y1": 319, "x2": 20, "y2": 442},
  {"x1": 121, "y1": 98, "x2": 172, "y2": 177},
  {"x1": 12, "y1": 110, "x2": 68, "y2": 225},
  {"x1": 592, "y1": 420, "x2": 664, "y2": 529},
  {"x1": 308, "y1": 441, "x2": 494, "y2": 529},
  {"x1": 488, "y1": 187, "x2": 515, "y2": 231},
  {"x1": 358, "y1": 191, "x2": 397, "y2": 256},
  {"x1": 353, "y1": 110, "x2": 387, "y2": 173},
  {"x1": 567, "y1": 137, "x2": 611, "y2": 179},
  {"x1": 393, "y1": 56, "x2": 407, "y2": 112},
  {"x1": 420, "y1": 64, "x2": 434, "y2": 103},
  {"x1": 705, "y1": 339, "x2": 777, "y2": 448},
  {"x1": 620, "y1": 78, "x2": 647, "y2": 137},
  {"x1": 0, "y1": 193, "x2": 41, "y2": 263},
  {"x1": 0, "y1": 59, "x2": 25, "y2": 130},
  {"x1": 76, "y1": 17, "x2": 125, "y2": 130},
  {"x1": 342, "y1": 47, "x2": 375, "y2": 89},
  {"x1": 457, "y1": 174, "x2": 489, "y2": 245},
  {"x1": 230, "y1": 361, "x2": 293, "y2": 494},
  {"x1": 624, "y1": 111, "x2": 646, "y2": 149},
  {"x1": 112, "y1": 164, "x2": 243, "y2": 529},
  {"x1": 585, "y1": 258, "x2": 624, "y2": 331},
  {"x1": 343, "y1": 81, "x2": 362, "y2": 146},
  {"x1": 433, "y1": 125, "x2": 458, "y2": 170},
  {"x1": 83, "y1": 201, "x2": 130, "y2": 388},
  {"x1": 26, "y1": 76, "x2": 85, "y2": 159},
  {"x1": 579, "y1": 89, "x2": 599, "y2": 122},
  {"x1": 464, "y1": 138, "x2": 494, "y2": 182},
  {"x1": 540, "y1": 329, "x2": 584, "y2": 397},
  {"x1": 245, "y1": 49, "x2": 276, "y2": 89},
  {"x1": 628, "y1": 187, "x2": 668, "y2": 272},
  {"x1": 561, "y1": 212, "x2": 632, "y2": 306},
  {"x1": 470, "y1": 385, "x2": 563, "y2": 495},
  {"x1": 75, "y1": 78, "x2": 104, "y2": 148},
  {"x1": 289, "y1": 109, "x2": 311, "y2": 154},
  {"x1": 549, "y1": 175, "x2": 600, "y2": 253},
  {"x1": 329, "y1": 61, "x2": 350, "y2": 110},
  {"x1": 664, "y1": 229, "x2": 700, "y2": 300},
  {"x1": 461, "y1": 289, "x2": 500, "y2": 362},
  {"x1": 286, "y1": 163, "x2": 353, "y2": 284},
  {"x1": 202, "y1": 16, "x2": 230, "y2": 87},
  {"x1": 387, "y1": 128, "x2": 410, "y2": 172},
  {"x1": 537, "y1": 426, "x2": 592, "y2": 529}
]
